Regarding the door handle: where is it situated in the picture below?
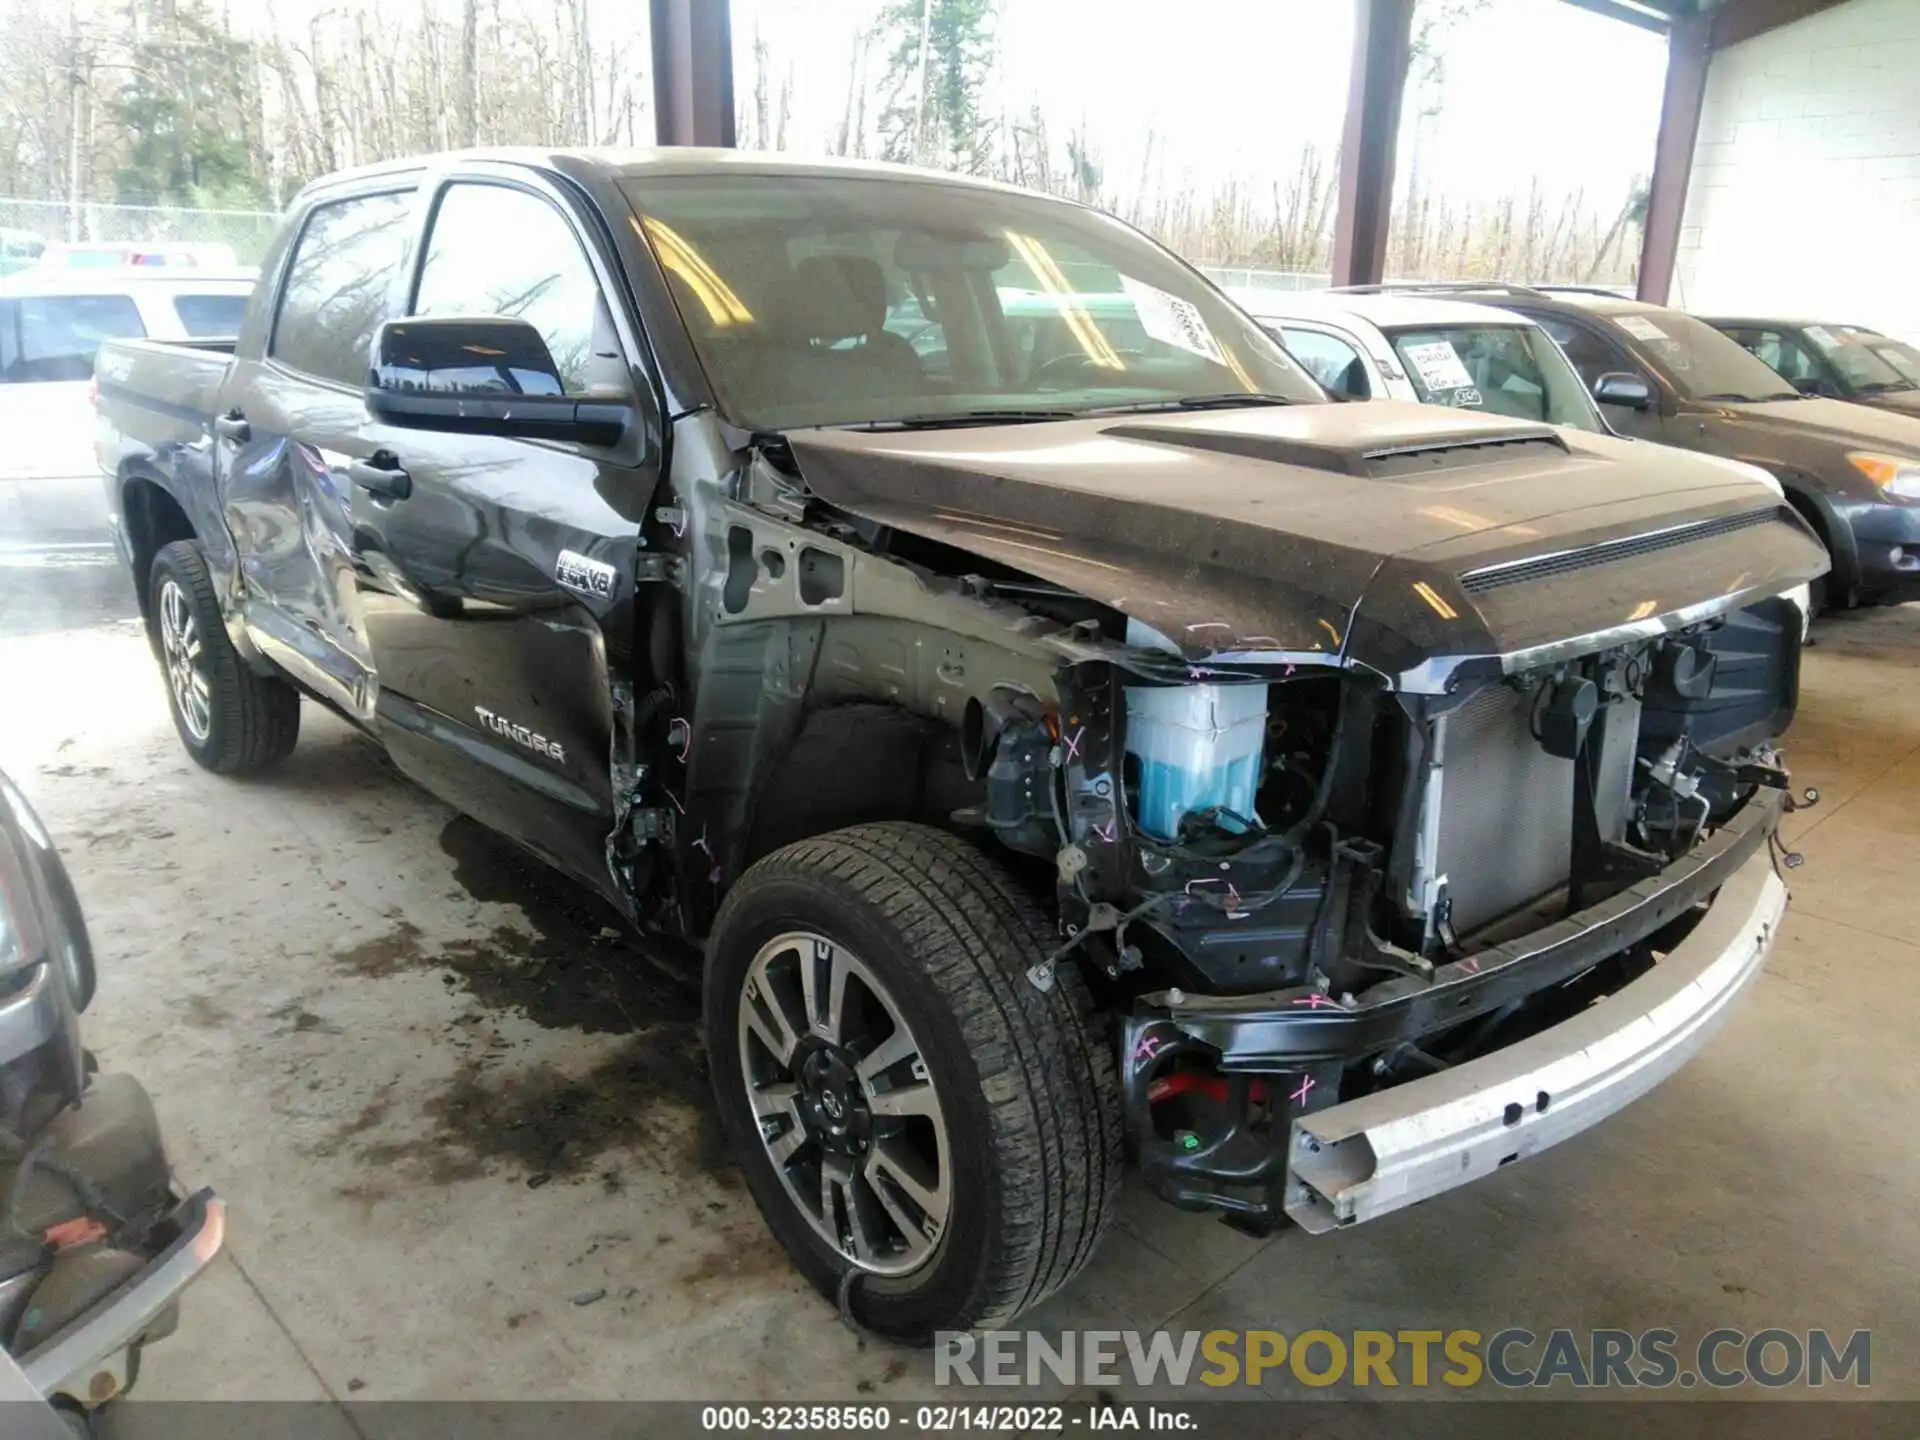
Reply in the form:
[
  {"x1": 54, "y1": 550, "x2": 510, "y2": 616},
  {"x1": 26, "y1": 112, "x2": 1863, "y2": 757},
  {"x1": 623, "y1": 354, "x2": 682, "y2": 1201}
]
[
  {"x1": 213, "y1": 410, "x2": 249, "y2": 442},
  {"x1": 348, "y1": 454, "x2": 412, "y2": 501}
]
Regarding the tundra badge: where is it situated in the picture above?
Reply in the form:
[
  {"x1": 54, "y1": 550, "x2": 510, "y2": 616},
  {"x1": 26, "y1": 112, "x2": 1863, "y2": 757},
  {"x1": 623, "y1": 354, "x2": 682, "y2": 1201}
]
[
  {"x1": 555, "y1": 549, "x2": 617, "y2": 599},
  {"x1": 474, "y1": 707, "x2": 567, "y2": 764}
]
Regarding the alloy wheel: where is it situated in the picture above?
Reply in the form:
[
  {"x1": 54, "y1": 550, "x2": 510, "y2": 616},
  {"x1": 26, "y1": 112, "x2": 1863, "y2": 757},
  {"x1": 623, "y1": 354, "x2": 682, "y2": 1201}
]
[
  {"x1": 158, "y1": 578, "x2": 211, "y2": 741},
  {"x1": 737, "y1": 930, "x2": 951, "y2": 1276}
]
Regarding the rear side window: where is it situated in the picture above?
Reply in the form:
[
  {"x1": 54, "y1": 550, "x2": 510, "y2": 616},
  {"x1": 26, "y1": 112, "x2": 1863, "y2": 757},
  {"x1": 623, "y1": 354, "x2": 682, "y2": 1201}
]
[
  {"x1": 0, "y1": 294, "x2": 145, "y2": 383},
  {"x1": 271, "y1": 190, "x2": 414, "y2": 387},
  {"x1": 173, "y1": 293, "x2": 248, "y2": 336}
]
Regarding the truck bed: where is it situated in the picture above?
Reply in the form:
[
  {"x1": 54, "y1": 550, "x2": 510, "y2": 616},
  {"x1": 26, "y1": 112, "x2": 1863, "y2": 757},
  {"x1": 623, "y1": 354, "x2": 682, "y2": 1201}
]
[
  {"x1": 93, "y1": 338, "x2": 238, "y2": 505},
  {"x1": 95, "y1": 337, "x2": 235, "y2": 422}
]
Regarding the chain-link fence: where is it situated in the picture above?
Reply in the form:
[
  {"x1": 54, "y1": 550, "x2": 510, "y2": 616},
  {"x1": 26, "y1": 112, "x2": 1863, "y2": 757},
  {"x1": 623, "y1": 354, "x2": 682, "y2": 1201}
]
[
  {"x1": 1200, "y1": 266, "x2": 1334, "y2": 295},
  {"x1": 0, "y1": 199, "x2": 283, "y2": 268}
]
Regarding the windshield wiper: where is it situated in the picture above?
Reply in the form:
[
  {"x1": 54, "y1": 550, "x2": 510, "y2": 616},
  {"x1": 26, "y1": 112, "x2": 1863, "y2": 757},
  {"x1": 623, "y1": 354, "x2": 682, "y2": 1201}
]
[
  {"x1": 855, "y1": 407, "x2": 1080, "y2": 431},
  {"x1": 1858, "y1": 380, "x2": 1917, "y2": 394},
  {"x1": 1698, "y1": 392, "x2": 1761, "y2": 403},
  {"x1": 1090, "y1": 392, "x2": 1299, "y2": 415}
]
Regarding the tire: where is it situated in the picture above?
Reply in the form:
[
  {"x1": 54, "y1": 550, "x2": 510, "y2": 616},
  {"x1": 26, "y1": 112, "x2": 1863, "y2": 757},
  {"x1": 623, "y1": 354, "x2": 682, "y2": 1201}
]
[
  {"x1": 148, "y1": 540, "x2": 300, "y2": 773},
  {"x1": 706, "y1": 822, "x2": 1121, "y2": 1344}
]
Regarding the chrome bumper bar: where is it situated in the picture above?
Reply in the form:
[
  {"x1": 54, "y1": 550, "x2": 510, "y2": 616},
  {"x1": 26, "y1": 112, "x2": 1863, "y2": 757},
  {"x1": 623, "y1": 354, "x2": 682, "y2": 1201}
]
[
  {"x1": 19, "y1": 1188, "x2": 224, "y2": 1406},
  {"x1": 1287, "y1": 848, "x2": 1787, "y2": 1233}
]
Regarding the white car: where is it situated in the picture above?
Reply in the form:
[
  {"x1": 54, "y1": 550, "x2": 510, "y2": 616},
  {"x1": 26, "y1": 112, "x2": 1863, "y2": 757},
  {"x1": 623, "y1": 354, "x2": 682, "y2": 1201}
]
[
  {"x1": 1230, "y1": 286, "x2": 1618, "y2": 432},
  {"x1": 0, "y1": 269, "x2": 254, "y2": 545}
]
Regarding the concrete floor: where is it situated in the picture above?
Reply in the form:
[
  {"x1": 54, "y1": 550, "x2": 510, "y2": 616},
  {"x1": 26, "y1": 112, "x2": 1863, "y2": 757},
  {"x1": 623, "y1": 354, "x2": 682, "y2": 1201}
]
[{"x1": 1, "y1": 513, "x2": 1917, "y2": 1415}]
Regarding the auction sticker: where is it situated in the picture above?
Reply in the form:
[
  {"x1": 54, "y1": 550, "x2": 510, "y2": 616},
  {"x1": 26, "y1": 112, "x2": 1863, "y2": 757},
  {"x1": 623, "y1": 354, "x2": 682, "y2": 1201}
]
[
  {"x1": 1401, "y1": 339, "x2": 1477, "y2": 394},
  {"x1": 1120, "y1": 276, "x2": 1226, "y2": 364}
]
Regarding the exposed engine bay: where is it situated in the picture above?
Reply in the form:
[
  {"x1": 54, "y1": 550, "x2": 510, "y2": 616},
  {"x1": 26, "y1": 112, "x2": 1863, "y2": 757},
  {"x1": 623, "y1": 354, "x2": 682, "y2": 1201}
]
[{"x1": 963, "y1": 592, "x2": 1807, "y2": 1229}]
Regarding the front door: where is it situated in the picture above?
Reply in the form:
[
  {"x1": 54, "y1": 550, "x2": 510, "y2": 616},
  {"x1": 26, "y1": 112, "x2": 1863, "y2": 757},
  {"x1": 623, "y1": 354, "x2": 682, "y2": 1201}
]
[{"x1": 347, "y1": 172, "x2": 663, "y2": 909}]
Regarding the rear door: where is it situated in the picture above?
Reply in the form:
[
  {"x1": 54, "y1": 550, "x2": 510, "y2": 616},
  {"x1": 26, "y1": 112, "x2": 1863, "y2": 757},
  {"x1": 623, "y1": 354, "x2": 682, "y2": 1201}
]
[
  {"x1": 346, "y1": 167, "x2": 662, "y2": 908},
  {"x1": 220, "y1": 180, "x2": 419, "y2": 717}
]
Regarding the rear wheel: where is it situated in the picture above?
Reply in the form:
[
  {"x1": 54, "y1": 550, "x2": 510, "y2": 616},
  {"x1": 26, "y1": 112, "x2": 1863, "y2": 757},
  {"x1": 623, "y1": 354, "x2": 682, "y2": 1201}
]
[
  {"x1": 706, "y1": 822, "x2": 1121, "y2": 1343},
  {"x1": 148, "y1": 540, "x2": 300, "y2": 773}
]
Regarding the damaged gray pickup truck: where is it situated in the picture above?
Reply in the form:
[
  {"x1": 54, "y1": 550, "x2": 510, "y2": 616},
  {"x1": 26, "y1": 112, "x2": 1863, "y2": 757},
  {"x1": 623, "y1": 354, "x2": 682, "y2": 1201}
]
[{"x1": 94, "y1": 151, "x2": 1826, "y2": 1343}]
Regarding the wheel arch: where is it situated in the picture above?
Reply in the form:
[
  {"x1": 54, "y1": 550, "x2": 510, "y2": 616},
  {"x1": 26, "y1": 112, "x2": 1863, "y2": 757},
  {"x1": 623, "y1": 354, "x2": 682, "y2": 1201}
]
[
  {"x1": 740, "y1": 701, "x2": 982, "y2": 873},
  {"x1": 118, "y1": 467, "x2": 199, "y2": 622}
]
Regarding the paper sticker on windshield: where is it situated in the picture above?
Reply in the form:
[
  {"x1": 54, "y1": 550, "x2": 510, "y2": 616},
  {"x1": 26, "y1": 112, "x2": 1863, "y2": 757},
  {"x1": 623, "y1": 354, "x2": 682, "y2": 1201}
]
[
  {"x1": 1804, "y1": 325, "x2": 1838, "y2": 351},
  {"x1": 1119, "y1": 276, "x2": 1225, "y2": 364},
  {"x1": 1617, "y1": 316, "x2": 1668, "y2": 343},
  {"x1": 1401, "y1": 340, "x2": 1476, "y2": 394}
]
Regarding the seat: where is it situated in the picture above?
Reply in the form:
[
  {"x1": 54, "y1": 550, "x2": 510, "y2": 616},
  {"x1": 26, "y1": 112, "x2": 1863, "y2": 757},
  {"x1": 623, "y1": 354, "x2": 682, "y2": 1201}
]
[{"x1": 786, "y1": 255, "x2": 924, "y2": 396}]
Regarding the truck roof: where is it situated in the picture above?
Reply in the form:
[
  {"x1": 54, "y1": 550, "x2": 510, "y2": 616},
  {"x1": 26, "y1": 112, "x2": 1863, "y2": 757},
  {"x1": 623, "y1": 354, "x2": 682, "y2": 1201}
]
[
  {"x1": 1232, "y1": 289, "x2": 1540, "y2": 331},
  {"x1": 299, "y1": 146, "x2": 1076, "y2": 204}
]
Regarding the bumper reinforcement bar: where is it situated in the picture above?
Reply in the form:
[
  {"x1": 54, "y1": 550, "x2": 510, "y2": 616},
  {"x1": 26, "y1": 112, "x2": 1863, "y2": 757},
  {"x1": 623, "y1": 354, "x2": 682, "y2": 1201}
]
[{"x1": 1287, "y1": 846, "x2": 1786, "y2": 1232}]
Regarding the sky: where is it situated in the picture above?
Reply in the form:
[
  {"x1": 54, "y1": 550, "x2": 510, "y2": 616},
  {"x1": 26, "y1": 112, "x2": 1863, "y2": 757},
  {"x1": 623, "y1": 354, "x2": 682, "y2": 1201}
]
[{"x1": 730, "y1": 0, "x2": 1671, "y2": 214}]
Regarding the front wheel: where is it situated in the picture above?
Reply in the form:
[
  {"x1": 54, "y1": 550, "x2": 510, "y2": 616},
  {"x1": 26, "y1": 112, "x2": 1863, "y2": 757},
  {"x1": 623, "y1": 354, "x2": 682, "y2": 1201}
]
[
  {"x1": 148, "y1": 540, "x2": 300, "y2": 773},
  {"x1": 705, "y1": 823, "x2": 1121, "y2": 1343}
]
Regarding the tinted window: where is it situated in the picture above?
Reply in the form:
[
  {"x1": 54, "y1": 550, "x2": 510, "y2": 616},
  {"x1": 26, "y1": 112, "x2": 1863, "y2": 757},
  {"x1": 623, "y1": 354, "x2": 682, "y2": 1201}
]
[
  {"x1": 1802, "y1": 325, "x2": 1910, "y2": 393},
  {"x1": 0, "y1": 294, "x2": 145, "y2": 383},
  {"x1": 1278, "y1": 327, "x2": 1370, "y2": 398},
  {"x1": 271, "y1": 191, "x2": 414, "y2": 386},
  {"x1": 1533, "y1": 314, "x2": 1641, "y2": 392},
  {"x1": 624, "y1": 173, "x2": 1321, "y2": 429},
  {"x1": 173, "y1": 293, "x2": 248, "y2": 336},
  {"x1": 412, "y1": 184, "x2": 626, "y2": 397},
  {"x1": 1385, "y1": 323, "x2": 1602, "y2": 432},
  {"x1": 1862, "y1": 334, "x2": 1920, "y2": 386},
  {"x1": 1592, "y1": 309, "x2": 1798, "y2": 403}
]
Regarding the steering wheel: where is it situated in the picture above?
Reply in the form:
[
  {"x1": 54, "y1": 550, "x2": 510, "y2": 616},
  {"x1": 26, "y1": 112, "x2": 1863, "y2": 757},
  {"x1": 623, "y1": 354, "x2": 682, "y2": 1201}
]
[{"x1": 1031, "y1": 349, "x2": 1149, "y2": 388}]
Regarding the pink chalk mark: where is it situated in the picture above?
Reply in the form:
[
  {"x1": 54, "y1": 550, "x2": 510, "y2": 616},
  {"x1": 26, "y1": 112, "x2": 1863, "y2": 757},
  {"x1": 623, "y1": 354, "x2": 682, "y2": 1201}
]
[{"x1": 1289, "y1": 1074, "x2": 1315, "y2": 1106}]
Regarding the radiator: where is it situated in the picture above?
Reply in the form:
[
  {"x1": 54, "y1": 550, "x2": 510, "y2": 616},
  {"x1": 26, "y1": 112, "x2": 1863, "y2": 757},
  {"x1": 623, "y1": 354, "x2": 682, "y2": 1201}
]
[{"x1": 1430, "y1": 684, "x2": 1575, "y2": 934}]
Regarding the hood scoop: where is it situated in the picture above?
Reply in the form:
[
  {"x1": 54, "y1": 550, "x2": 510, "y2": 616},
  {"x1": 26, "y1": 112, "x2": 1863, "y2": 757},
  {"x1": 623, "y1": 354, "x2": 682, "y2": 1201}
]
[{"x1": 1105, "y1": 420, "x2": 1566, "y2": 480}]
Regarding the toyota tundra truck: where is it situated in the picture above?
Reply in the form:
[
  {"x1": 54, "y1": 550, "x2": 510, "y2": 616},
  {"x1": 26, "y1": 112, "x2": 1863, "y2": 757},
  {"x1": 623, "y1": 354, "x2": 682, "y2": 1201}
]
[{"x1": 92, "y1": 148, "x2": 1826, "y2": 1343}]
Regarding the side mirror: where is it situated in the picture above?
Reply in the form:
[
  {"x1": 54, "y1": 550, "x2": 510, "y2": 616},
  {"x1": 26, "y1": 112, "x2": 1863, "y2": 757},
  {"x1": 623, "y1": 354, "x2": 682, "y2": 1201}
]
[
  {"x1": 1593, "y1": 371, "x2": 1653, "y2": 411},
  {"x1": 365, "y1": 316, "x2": 632, "y2": 446}
]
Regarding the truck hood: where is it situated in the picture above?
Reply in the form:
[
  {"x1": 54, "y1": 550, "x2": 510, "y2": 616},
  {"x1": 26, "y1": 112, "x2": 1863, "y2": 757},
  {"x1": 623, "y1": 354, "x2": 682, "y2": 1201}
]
[
  {"x1": 1849, "y1": 388, "x2": 1920, "y2": 417},
  {"x1": 786, "y1": 401, "x2": 1828, "y2": 688}
]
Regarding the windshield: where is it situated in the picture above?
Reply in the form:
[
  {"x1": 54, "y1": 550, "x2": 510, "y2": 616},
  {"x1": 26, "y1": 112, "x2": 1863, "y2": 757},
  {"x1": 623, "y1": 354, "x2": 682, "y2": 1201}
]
[
  {"x1": 1609, "y1": 310, "x2": 1800, "y2": 403},
  {"x1": 623, "y1": 173, "x2": 1322, "y2": 429},
  {"x1": 1824, "y1": 326, "x2": 1917, "y2": 392},
  {"x1": 1862, "y1": 333, "x2": 1920, "y2": 387},
  {"x1": 1382, "y1": 323, "x2": 1604, "y2": 433}
]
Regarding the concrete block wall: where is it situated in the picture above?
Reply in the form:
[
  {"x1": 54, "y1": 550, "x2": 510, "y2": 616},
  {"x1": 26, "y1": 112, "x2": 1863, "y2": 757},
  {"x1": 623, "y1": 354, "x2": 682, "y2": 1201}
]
[{"x1": 1673, "y1": 0, "x2": 1920, "y2": 341}]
